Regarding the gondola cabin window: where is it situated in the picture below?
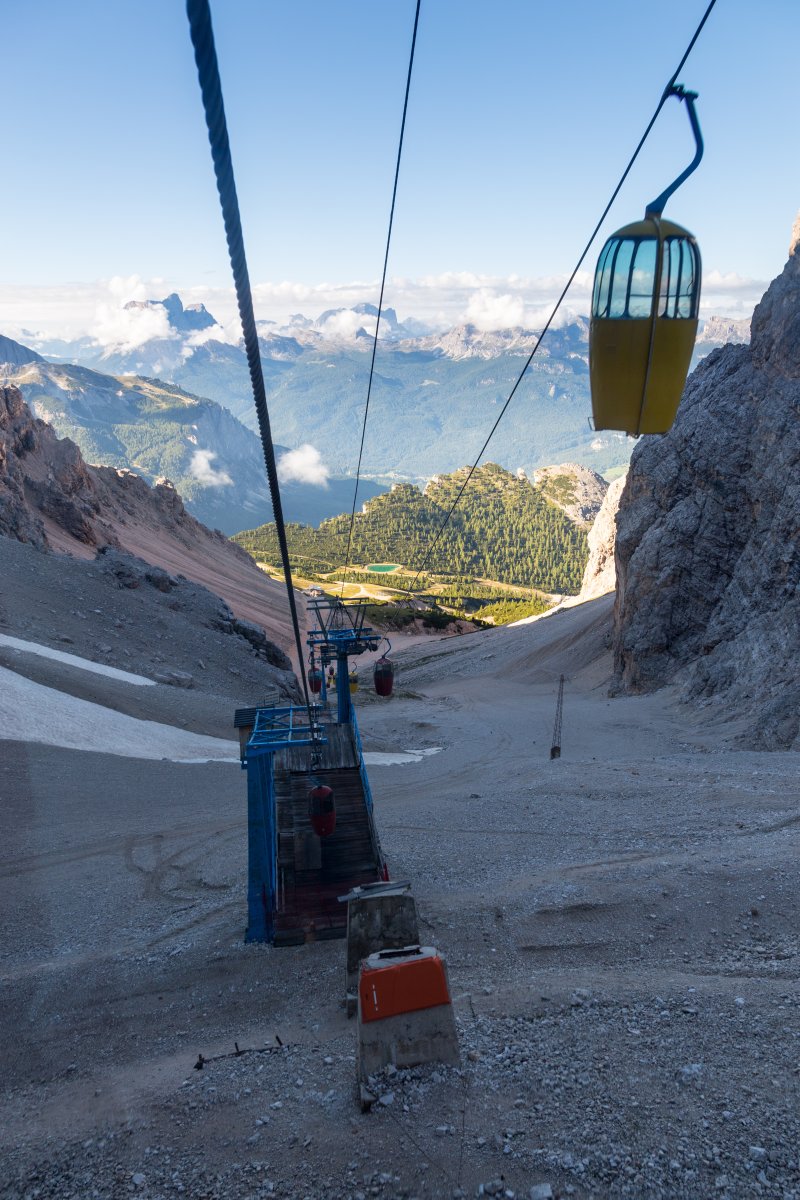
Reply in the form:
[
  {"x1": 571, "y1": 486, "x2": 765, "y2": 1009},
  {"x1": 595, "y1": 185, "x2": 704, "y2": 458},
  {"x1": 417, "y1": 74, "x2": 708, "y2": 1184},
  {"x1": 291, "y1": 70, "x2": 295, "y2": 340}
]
[
  {"x1": 659, "y1": 236, "x2": 700, "y2": 318},
  {"x1": 592, "y1": 234, "x2": 700, "y2": 322}
]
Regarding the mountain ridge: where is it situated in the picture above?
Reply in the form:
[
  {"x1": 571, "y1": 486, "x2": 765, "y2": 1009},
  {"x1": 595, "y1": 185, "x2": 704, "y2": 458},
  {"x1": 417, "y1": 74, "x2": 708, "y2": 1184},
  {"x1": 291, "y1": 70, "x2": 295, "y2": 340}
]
[
  {"x1": 236, "y1": 461, "x2": 590, "y2": 595},
  {"x1": 11, "y1": 297, "x2": 754, "y2": 488},
  {"x1": 0, "y1": 336, "x2": 385, "y2": 533},
  {"x1": 0, "y1": 382, "x2": 298, "y2": 655}
]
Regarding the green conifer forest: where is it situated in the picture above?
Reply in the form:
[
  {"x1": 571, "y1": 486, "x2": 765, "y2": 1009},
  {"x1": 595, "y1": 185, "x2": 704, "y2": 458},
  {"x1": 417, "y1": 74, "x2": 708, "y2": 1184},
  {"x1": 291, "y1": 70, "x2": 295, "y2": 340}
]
[{"x1": 234, "y1": 463, "x2": 588, "y2": 595}]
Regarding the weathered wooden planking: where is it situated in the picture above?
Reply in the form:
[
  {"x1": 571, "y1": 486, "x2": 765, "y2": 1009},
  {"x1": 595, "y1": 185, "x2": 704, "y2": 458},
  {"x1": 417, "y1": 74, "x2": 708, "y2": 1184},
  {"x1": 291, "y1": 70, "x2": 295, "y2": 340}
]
[
  {"x1": 272, "y1": 752, "x2": 382, "y2": 942},
  {"x1": 274, "y1": 721, "x2": 358, "y2": 772}
]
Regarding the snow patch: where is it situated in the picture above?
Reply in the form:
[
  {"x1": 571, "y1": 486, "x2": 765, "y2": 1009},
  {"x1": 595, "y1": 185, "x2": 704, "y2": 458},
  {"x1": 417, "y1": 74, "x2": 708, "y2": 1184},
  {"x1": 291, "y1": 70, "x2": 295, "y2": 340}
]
[
  {"x1": 0, "y1": 634, "x2": 156, "y2": 685},
  {"x1": 363, "y1": 747, "x2": 443, "y2": 766},
  {"x1": 0, "y1": 664, "x2": 239, "y2": 762}
]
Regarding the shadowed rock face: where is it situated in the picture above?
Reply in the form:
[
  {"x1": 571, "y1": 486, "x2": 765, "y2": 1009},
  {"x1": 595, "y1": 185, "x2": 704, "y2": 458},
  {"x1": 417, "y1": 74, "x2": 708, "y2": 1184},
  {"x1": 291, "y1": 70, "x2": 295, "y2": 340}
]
[{"x1": 613, "y1": 216, "x2": 800, "y2": 748}]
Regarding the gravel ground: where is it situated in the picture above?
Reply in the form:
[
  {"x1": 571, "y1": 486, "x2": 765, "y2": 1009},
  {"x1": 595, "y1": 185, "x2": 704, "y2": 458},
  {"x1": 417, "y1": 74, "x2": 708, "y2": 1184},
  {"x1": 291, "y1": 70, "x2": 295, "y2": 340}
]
[{"x1": 1, "y1": 577, "x2": 799, "y2": 1199}]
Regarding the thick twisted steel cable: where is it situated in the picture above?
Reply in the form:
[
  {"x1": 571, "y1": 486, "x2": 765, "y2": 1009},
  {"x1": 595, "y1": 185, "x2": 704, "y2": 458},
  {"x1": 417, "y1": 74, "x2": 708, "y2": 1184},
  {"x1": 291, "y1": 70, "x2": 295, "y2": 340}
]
[
  {"x1": 186, "y1": 0, "x2": 314, "y2": 721},
  {"x1": 340, "y1": 0, "x2": 422, "y2": 595},
  {"x1": 406, "y1": 0, "x2": 717, "y2": 592}
]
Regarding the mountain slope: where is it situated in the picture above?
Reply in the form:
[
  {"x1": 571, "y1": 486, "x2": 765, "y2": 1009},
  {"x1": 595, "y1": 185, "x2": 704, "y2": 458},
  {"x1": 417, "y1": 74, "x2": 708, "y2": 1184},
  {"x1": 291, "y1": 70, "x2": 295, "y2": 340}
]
[
  {"x1": 533, "y1": 462, "x2": 608, "y2": 526},
  {"x1": 0, "y1": 335, "x2": 43, "y2": 368},
  {"x1": 29, "y1": 304, "x2": 627, "y2": 478},
  {"x1": 0, "y1": 342, "x2": 384, "y2": 532},
  {"x1": 0, "y1": 383, "x2": 298, "y2": 655}
]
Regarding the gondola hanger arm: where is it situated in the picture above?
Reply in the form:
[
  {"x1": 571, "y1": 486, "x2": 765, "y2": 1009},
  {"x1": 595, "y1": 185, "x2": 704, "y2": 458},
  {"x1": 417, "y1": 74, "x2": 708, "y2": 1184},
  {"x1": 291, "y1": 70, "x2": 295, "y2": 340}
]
[{"x1": 646, "y1": 84, "x2": 703, "y2": 218}]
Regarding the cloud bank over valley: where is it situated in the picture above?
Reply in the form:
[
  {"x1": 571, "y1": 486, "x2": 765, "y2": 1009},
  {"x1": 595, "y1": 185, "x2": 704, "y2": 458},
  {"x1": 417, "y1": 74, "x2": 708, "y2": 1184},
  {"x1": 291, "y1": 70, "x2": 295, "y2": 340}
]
[{"x1": 0, "y1": 264, "x2": 767, "y2": 346}]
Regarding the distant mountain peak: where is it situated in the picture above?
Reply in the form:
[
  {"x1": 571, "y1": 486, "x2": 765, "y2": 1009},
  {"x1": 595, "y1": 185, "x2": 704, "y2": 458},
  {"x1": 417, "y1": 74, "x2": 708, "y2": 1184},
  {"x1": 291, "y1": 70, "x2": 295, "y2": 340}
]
[
  {"x1": 352, "y1": 302, "x2": 398, "y2": 328},
  {"x1": 0, "y1": 334, "x2": 45, "y2": 368},
  {"x1": 124, "y1": 293, "x2": 217, "y2": 334},
  {"x1": 696, "y1": 315, "x2": 750, "y2": 346}
]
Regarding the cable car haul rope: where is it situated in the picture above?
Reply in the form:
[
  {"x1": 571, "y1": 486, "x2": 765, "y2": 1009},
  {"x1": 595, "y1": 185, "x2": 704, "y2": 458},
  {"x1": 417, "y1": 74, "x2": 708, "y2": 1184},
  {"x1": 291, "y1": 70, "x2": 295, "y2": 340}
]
[{"x1": 186, "y1": 0, "x2": 317, "y2": 729}]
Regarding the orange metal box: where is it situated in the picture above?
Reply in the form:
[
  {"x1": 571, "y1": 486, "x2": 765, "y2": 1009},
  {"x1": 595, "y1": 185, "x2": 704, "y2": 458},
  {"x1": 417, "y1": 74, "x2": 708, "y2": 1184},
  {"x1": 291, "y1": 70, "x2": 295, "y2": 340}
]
[{"x1": 359, "y1": 947, "x2": 451, "y2": 1023}]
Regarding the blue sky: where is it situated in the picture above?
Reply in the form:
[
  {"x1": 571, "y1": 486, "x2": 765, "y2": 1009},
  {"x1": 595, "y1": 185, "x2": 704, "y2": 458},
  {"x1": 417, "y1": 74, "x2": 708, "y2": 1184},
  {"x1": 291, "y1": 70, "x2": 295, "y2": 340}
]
[{"x1": 3, "y1": 0, "x2": 798, "y2": 336}]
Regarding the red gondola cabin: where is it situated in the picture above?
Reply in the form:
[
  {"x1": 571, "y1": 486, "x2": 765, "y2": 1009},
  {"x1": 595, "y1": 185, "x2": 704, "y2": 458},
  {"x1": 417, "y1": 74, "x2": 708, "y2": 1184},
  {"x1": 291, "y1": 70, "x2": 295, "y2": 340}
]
[
  {"x1": 308, "y1": 784, "x2": 336, "y2": 837},
  {"x1": 374, "y1": 657, "x2": 395, "y2": 697}
]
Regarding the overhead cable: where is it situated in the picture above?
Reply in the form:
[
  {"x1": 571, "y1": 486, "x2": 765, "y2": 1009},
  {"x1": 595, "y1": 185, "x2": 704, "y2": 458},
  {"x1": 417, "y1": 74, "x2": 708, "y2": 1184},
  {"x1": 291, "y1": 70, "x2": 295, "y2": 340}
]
[
  {"x1": 406, "y1": 0, "x2": 717, "y2": 592},
  {"x1": 340, "y1": 0, "x2": 422, "y2": 594},
  {"x1": 186, "y1": 0, "x2": 314, "y2": 721}
]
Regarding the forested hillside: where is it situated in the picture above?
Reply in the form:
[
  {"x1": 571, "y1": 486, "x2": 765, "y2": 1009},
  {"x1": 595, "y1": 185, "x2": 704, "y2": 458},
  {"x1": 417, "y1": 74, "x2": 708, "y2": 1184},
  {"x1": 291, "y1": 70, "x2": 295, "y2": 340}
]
[{"x1": 235, "y1": 462, "x2": 588, "y2": 594}]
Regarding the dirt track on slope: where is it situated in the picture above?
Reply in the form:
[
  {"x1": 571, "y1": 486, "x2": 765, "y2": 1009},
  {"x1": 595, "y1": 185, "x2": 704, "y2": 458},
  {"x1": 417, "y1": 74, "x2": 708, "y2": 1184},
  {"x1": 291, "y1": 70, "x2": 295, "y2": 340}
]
[{"x1": 2, "y1": 592, "x2": 799, "y2": 1200}]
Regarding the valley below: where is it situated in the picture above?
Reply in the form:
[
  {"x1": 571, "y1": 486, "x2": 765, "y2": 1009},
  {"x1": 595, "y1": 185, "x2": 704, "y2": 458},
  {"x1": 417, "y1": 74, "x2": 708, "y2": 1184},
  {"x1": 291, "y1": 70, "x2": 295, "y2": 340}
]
[{"x1": 2, "y1": 572, "x2": 798, "y2": 1200}]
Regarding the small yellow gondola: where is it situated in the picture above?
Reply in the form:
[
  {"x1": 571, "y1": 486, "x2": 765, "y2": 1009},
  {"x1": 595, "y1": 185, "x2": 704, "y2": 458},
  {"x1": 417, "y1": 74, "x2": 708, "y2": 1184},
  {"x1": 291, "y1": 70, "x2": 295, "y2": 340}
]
[{"x1": 590, "y1": 86, "x2": 703, "y2": 436}]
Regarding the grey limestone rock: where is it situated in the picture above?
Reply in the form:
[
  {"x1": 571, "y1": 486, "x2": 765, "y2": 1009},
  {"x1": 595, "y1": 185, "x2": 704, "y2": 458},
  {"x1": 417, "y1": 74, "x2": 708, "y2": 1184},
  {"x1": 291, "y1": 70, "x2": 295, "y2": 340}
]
[
  {"x1": 612, "y1": 213, "x2": 800, "y2": 748},
  {"x1": 578, "y1": 472, "x2": 627, "y2": 600},
  {"x1": 533, "y1": 461, "x2": 609, "y2": 527}
]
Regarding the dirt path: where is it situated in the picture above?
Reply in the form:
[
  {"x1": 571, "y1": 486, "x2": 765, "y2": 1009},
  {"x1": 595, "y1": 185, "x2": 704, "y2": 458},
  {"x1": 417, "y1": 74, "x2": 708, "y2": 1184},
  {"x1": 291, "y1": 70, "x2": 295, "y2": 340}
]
[{"x1": 2, "y1": 597, "x2": 799, "y2": 1200}]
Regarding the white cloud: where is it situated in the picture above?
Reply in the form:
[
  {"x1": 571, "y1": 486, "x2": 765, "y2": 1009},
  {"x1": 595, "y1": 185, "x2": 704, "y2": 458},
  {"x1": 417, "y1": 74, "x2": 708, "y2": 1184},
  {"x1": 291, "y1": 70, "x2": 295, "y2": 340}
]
[
  {"x1": 464, "y1": 289, "x2": 527, "y2": 331},
  {"x1": 702, "y1": 270, "x2": 760, "y2": 293},
  {"x1": 187, "y1": 322, "x2": 239, "y2": 347},
  {"x1": 181, "y1": 321, "x2": 241, "y2": 359},
  {"x1": 318, "y1": 309, "x2": 376, "y2": 340},
  {"x1": 697, "y1": 269, "x2": 768, "y2": 318},
  {"x1": 277, "y1": 444, "x2": 329, "y2": 487},
  {"x1": 90, "y1": 276, "x2": 176, "y2": 352},
  {"x1": 91, "y1": 301, "x2": 173, "y2": 352},
  {"x1": 461, "y1": 288, "x2": 577, "y2": 332},
  {"x1": 0, "y1": 262, "x2": 772, "y2": 347},
  {"x1": 189, "y1": 449, "x2": 233, "y2": 488},
  {"x1": 107, "y1": 274, "x2": 150, "y2": 303}
]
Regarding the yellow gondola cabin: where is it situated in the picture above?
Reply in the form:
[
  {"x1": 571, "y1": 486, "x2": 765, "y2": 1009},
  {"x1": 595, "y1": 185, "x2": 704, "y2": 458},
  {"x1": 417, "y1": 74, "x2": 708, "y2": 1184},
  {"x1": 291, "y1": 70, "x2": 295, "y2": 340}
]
[{"x1": 589, "y1": 84, "x2": 704, "y2": 436}]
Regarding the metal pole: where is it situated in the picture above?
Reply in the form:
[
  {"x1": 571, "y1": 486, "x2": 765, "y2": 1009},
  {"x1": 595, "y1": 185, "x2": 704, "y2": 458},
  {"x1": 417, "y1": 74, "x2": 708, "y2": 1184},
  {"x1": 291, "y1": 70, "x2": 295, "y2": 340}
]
[
  {"x1": 550, "y1": 674, "x2": 564, "y2": 760},
  {"x1": 245, "y1": 750, "x2": 276, "y2": 942}
]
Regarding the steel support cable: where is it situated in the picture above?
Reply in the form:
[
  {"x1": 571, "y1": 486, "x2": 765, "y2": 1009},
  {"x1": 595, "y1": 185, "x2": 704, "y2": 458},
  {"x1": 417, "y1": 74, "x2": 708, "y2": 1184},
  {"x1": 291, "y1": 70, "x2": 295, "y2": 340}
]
[
  {"x1": 340, "y1": 0, "x2": 422, "y2": 595},
  {"x1": 186, "y1": 0, "x2": 314, "y2": 723},
  {"x1": 406, "y1": 0, "x2": 717, "y2": 593}
]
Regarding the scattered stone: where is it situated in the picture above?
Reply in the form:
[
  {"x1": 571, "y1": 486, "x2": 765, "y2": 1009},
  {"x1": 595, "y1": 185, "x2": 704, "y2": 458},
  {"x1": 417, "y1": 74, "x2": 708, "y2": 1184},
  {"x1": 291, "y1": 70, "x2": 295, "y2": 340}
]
[{"x1": 529, "y1": 1186, "x2": 553, "y2": 1200}]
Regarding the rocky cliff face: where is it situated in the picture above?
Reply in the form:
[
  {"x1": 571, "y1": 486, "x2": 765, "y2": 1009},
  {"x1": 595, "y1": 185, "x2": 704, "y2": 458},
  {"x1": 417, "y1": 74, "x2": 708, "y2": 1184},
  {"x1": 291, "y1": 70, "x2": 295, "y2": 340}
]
[
  {"x1": 578, "y1": 472, "x2": 627, "y2": 600},
  {"x1": 0, "y1": 384, "x2": 298, "y2": 656},
  {"x1": 613, "y1": 216, "x2": 800, "y2": 748},
  {"x1": 533, "y1": 462, "x2": 608, "y2": 527}
]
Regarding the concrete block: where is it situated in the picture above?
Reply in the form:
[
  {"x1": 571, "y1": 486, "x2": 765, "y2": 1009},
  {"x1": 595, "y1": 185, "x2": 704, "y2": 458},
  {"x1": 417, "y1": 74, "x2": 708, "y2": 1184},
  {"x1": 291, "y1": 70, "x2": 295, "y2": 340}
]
[
  {"x1": 357, "y1": 946, "x2": 459, "y2": 1081},
  {"x1": 344, "y1": 881, "x2": 418, "y2": 1015}
]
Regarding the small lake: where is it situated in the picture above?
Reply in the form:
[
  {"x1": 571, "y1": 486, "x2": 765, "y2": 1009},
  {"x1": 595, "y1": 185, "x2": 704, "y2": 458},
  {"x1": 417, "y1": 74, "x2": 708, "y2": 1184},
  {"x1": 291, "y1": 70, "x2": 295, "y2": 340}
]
[{"x1": 367, "y1": 563, "x2": 401, "y2": 573}]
